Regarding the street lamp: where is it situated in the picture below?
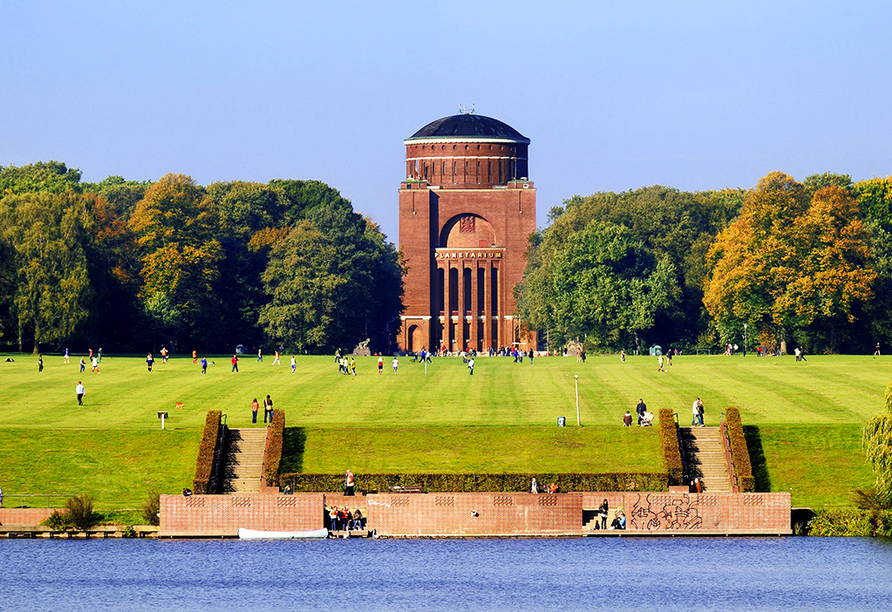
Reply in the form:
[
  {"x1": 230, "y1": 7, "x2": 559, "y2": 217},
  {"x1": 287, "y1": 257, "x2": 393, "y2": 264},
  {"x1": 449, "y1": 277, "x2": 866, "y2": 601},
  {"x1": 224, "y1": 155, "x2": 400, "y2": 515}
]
[
  {"x1": 574, "y1": 375, "x2": 580, "y2": 426},
  {"x1": 743, "y1": 323, "x2": 747, "y2": 357}
]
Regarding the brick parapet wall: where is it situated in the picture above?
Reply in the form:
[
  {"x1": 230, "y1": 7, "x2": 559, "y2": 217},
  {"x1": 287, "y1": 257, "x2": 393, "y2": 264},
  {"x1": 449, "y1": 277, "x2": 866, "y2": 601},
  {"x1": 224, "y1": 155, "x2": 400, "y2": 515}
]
[
  {"x1": 159, "y1": 494, "x2": 324, "y2": 537},
  {"x1": 158, "y1": 491, "x2": 791, "y2": 537},
  {"x1": 0, "y1": 508, "x2": 56, "y2": 526},
  {"x1": 368, "y1": 492, "x2": 582, "y2": 537},
  {"x1": 583, "y1": 491, "x2": 791, "y2": 533}
]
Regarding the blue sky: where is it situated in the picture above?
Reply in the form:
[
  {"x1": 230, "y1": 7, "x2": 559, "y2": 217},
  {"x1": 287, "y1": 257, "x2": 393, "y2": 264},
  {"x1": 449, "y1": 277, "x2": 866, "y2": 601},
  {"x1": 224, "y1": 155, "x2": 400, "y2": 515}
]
[{"x1": 3, "y1": 1, "x2": 890, "y2": 242}]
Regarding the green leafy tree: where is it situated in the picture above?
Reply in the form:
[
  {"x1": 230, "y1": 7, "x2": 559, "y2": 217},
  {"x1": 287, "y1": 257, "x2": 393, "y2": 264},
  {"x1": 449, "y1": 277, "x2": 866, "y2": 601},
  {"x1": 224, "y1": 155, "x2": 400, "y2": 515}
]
[
  {"x1": 0, "y1": 161, "x2": 82, "y2": 195},
  {"x1": 0, "y1": 192, "x2": 97, "y2": 352},
  {"x1": 258, "y1": 208, "x2": 403, "y2": 353},
  {"x1": 522, "y1": 220, "x2": 679, "y2": 350},
  {"x1": 863, "y1": 383, "x2": 892, "y2": 507}
]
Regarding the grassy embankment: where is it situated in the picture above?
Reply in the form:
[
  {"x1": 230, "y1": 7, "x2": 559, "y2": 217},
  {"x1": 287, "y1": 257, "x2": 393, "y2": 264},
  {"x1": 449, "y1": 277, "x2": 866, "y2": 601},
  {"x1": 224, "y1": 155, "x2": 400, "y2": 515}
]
[{"x1": 0, "y1": 352, "x2": 884, "y2": 509}]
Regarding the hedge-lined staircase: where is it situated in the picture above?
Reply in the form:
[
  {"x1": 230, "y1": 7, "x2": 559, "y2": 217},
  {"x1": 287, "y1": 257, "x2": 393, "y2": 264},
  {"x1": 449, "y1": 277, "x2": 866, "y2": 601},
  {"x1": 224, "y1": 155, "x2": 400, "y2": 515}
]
[
  {"x1": 680, "y1": 426, "x2": 732, "y2": 492},
  {"x1": 223, "y1": 428, "x2": 267, "y2": 493}
]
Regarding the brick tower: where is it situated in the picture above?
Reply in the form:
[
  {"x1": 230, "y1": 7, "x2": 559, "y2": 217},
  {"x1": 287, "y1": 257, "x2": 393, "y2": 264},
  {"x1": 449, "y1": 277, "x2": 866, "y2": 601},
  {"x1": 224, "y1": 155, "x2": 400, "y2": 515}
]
[{"x1": 396, "y1": 112, "x2": 537, "y2": 354}]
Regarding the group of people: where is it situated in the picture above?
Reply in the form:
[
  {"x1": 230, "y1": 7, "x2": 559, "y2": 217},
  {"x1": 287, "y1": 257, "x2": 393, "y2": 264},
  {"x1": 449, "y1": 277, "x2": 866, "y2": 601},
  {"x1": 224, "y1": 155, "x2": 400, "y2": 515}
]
[
  {"x1": 528, "y1": 478, "x2": 562, "y2": 494},
  {"x1": 250, "y1": 395, "x2": 275, "y2": 424},
  {"x1": 588, "y1": 498, "x2": 626, "y2": 530},
  {"x1": 337, "y1": 355, "x2": 357, "y2": 376},
  {"x1": 623, "y1": 399, "x2": 654, "y2": 427},
  {"x1": 327, "y1": 505, "x2": 364, "y2": 531}
]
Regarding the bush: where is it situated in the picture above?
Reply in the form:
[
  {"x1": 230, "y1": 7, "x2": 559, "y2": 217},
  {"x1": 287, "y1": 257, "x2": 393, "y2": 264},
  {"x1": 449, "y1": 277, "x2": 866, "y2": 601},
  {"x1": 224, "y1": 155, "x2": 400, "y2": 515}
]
[
  {"x1": 42, "y1": 510, "x2": 73, "y2": 532},
  {"x1": 264, "y1": 410, "x2": 285, "y2": 487},
  {"x1": 725, "y1": 407, "x2": 754, "y2": 492},
  {"x1": 142, "y1": 489, "x2": 160, "y2": 526},
  {"x1": 193, "y1": 410, "x2": 222, "y2": 494},
  {"x1": 659, "y1": 408, "x2": 683, "y2": 485},
  {"x1": 808, "y1": 508, "x2": 892, "y2": 537},
  {"x1": 279, "y1": 471, "x2": 667, "y2": 493},
  {"x1": 65, "y1": 495, "x2": 98, "y2": 530}
]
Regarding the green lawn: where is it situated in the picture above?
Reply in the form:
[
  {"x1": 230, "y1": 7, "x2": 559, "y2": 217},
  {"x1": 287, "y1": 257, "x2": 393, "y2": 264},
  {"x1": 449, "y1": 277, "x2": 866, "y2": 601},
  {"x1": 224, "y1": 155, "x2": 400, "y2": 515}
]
[{"x1": 0, "y1": 351, "x2": 886, "y2": 509}]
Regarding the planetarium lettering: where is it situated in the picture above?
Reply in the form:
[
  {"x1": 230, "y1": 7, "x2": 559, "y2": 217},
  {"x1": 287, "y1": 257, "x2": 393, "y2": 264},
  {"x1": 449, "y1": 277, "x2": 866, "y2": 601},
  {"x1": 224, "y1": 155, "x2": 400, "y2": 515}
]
[{"x1": 434, "y1": 251, "x2": 503, "y2": 260}]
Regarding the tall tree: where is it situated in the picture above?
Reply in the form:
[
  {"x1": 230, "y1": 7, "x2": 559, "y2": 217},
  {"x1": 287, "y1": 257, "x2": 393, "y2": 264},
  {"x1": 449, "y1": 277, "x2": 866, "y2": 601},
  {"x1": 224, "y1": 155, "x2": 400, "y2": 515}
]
[
  {"x1": 0, "y1": 192, "x2": 96, "y2": 352},
  {"x1": 704, "y1": 172, "x2": 875, "y2": 351},
  {"x1": 128, "y1": 174, "x2": 223, "y2": 349},
  {"x1": 521, "y1": 220, "x2": 679, "y2": 350}
]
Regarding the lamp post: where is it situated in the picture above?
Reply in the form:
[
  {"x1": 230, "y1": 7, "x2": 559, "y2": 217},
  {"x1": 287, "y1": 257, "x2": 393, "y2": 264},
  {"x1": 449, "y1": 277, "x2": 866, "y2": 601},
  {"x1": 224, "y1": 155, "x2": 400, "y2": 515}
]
[
  {"x1": 743, "y1": 323, "x2": 747, "y2": 357},
  {"x1": 574, "y1": 375, "x2": 580, "y2": 426}
]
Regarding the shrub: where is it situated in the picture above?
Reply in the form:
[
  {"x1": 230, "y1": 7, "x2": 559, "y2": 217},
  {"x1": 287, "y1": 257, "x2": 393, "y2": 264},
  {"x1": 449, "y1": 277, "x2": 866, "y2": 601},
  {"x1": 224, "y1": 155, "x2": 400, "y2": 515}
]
[
  {"x1": 193, "y1": 410, "x2": 222, "y2": 494},
  {"x1": 264, "y1": 410, "x2": 285, "y2": 487},
  {"x1": 42, "y1": 510, "x2": 72, "y2": 532},
  {"x1": 65, "y1": 495, "x2": 97, "y2": 530},
  {"x1": 279, "y1": 471, "x2": 667, "y2": 493},
  {"x1": 659, "y1": 408, "x2": 683, "y2": 486},
  {"x1": 142, "y1": 489, "x2": 160, "y2": 526},
  {"x1": 725, "y1": 407, "x2": 754, "y2": 492}
]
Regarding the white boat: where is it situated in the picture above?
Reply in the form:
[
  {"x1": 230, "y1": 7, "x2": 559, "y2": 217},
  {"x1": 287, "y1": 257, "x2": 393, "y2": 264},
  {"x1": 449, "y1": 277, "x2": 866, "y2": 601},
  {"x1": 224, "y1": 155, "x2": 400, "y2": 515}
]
[{"x1": 238, "y1": 527, "x2": 329, "y2": 540}]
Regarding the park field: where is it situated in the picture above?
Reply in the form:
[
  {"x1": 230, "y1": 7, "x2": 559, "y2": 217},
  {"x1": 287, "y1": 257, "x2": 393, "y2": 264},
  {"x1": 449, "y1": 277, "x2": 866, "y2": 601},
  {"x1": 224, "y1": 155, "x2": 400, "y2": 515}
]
[{"x1": 0, "y1": 351, "x2": 886, "y2": 509}]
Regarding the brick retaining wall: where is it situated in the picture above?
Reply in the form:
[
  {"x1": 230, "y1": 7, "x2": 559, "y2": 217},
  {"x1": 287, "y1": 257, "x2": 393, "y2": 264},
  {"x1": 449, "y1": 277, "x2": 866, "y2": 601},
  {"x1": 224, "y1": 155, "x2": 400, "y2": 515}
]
[
  {"x1": 0, "y1": 508, "x2": 56, "y2": 526},
  {"x1": 582, "y1": 491, "x2": 791, "y2": 533},
  {"x1": 160, "y1": 493, "x2": 324, "y2": 537},
  {"x1": 159, "y1": 491, "x2": 791, "y2": 537}
]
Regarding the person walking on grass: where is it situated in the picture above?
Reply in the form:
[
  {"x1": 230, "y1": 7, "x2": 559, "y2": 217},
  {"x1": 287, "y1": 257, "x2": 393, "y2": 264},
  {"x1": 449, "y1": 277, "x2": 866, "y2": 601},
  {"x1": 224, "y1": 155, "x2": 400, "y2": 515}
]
[
  {"x1": 76, "y1": 381, "x2": 86, "y2": 405},
  {"x1": 251, "y1": 398, "x2": 260, "y2": 424},
  {"x1": 79, "y1": 356, "x2": 86, "y2": 373},
  {"x1": 64, "y1": 348, "x2": 70, "y2": 364},
  {"x1": 874, "y1": 343, "x2": 881, "y2": 358},
  {"x1": 291, "y1": 355, "x2": 296, "y2": 373},
  {"x1": 200, "y1": 356, "x2": 208, "y2": 374},
  {"x1": 468, "y1": 357, "x2": 475, "y2": 375},
  {"x1": 273, "y1": 350, "x2": 281, "y2": 365},
  {"x1": 256, "y1": 348, "x2": 263, "y2": 362},
  {"x1": 38, "y1": 354, "x2": 43, "y2": 373},
  {"x1": 92, "y1": 356, "x2": 100, "y2": 373},
  {"x1": 392, "y1": 356, "x2": 399, "y2": 374},
  {"x1": 231, "y1": 354, "x2": 239, "y2": 373},
  {"x1": 378, "y1": 355, "x2": 384, "y2": 374},
  {"x1": 146, "y1": 353, "x2": 154, "y2": 372}
]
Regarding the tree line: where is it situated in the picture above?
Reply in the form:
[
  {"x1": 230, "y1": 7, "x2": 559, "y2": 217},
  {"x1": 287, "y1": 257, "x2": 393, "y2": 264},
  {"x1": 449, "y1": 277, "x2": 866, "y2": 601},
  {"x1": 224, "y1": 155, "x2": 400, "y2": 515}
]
[
  {"x1": 517, "y1": 171, "x2": 892, "y2": 355},
  {"x1": 0, "y1": 162, "x2": 403, "y2": 354}
]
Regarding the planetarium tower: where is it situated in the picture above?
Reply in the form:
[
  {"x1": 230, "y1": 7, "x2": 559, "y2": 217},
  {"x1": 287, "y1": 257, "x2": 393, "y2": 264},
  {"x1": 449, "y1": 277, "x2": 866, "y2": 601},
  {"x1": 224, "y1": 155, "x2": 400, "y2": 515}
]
[{"x1": 396, "y1": 112, "x2": 537, "y2": 354}]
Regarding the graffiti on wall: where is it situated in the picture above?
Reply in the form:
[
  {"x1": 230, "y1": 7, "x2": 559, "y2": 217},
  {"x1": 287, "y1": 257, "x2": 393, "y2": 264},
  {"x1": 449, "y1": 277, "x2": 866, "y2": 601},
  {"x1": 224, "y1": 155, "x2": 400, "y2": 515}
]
[{"x1": 629, "y1": 493, "x2": 704, "y2": 530}]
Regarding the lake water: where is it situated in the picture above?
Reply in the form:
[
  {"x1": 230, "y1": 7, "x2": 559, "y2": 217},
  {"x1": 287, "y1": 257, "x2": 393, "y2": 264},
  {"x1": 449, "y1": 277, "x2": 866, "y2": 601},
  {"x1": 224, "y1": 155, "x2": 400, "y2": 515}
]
[{"x1": 2, "y1": 537, "x2": 891, "y2": 611}]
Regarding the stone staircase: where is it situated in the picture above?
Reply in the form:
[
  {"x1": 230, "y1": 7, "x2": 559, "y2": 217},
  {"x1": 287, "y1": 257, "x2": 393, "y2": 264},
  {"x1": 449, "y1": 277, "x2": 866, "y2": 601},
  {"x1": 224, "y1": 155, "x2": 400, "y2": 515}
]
[
  {"x1": 679, "y1": 426, "x2": 732, "y2": 492},
  {"x1": 223, "y1": 428, "x2": 268, "y2": 494}
]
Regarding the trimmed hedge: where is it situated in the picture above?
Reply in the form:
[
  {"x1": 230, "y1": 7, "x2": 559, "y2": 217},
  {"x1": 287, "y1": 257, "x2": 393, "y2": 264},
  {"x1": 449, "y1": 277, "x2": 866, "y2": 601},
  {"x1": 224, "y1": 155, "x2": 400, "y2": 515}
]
[
  {"x1": 659, "y1": 408, "x2": 684, "y2": 485},
  {"x1": 192, "y1": 410, "x2": 222, "y2": 494},
  {"x1": 725, "y1": 407, "x2": 754, "y2": 492},
  {"x1": 279, "y1": 471, "x2": 667, "y2": 493},
  {"x1": 263, "y1": 410, "x2": 285, "y2": 487}
]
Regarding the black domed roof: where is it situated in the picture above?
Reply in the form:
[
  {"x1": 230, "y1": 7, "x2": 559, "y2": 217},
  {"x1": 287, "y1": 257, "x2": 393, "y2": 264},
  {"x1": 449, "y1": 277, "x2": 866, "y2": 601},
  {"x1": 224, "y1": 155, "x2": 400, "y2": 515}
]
[{"x1": 407, "y1": 114, "x2": 529, "y2": 142}]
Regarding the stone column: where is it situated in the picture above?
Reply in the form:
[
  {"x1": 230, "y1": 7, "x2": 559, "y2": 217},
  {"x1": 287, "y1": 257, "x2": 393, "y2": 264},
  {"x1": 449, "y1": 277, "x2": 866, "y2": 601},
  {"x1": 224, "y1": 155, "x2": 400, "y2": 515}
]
[
  {"x1": 470, "y1": 262, "x2": 479, "y2": 351},
  {"x1": 456, "y1": 261, "x2": 465, "y2": 352},
  {"x1": 442, "y1": 261, "x2": 451, "y2": 353}
]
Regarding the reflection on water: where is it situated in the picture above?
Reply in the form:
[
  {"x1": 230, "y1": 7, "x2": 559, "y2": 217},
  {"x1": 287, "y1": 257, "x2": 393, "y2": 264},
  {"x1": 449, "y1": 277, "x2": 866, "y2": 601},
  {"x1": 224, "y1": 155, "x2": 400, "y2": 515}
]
[{"x1": 2, "y1": 536, "x2": 891, "y2": 611}]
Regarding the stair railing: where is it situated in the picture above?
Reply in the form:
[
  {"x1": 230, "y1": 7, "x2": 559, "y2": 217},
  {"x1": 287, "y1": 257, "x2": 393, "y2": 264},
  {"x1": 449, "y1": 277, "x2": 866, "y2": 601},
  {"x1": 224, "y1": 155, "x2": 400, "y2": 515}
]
[{"x1": 718, "y1": 411, "x2": 740, "y2": 492}]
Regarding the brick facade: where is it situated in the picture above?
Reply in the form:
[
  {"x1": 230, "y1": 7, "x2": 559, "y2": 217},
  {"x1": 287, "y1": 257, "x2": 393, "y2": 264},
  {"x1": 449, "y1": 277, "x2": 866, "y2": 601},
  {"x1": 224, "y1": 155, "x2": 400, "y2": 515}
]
[
  {"x1": 0, "y1": 508, "x2": 56, "y2": 526},
  {"x1": 397, "y1": 115, "x2": 537, "y2": 354},
  {"x1": 158, "y1": 491, "x2": 791, "y2": 537},
  {"x1": 159, "y1": 493, "x2": 324, "y2": 537}
]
